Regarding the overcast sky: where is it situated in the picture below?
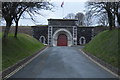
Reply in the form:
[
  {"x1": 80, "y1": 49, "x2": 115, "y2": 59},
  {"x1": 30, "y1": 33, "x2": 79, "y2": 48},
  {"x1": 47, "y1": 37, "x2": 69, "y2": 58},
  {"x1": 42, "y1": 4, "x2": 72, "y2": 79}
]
[{"x1": 1, "y1": 0, "x2": 88, "y2": 26}]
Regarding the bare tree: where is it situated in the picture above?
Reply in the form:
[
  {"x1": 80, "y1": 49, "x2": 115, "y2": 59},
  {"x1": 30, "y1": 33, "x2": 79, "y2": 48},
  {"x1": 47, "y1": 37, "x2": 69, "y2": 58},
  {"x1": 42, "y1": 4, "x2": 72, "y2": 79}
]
[
  {"x1": 14, "y1": 2, "x2": 29, "y2": 38},
  {"x1": 75, "y1": 12, "x2": 85, "y2": 26},
  {"x1": 2, "y1": 2, "x2": 18, "y2": 38},
  {"x1": 112, "y1": 2, "x2": 120, "y2": 27},
  {"x1": 0, "y1": 1, "x2": 2, "y2": 18},
  {"x1": 2, "y1": 2, "x2": 53, "y2": 38},
  {"x1": 85, "y1": 1, "x2": 120, "y2": 30},
  {"x1": 64, "y1": 13, "x2": 75, "y2": 19},
  {"x1": 84, "y1": 11, "x2": 93, "y2": 26},
  {"x1": 97, "y1": 13, "x2": 108, "y2": 26},
  {"x1": 13, "y1": 2, "x2": 53, "y2": 38}
]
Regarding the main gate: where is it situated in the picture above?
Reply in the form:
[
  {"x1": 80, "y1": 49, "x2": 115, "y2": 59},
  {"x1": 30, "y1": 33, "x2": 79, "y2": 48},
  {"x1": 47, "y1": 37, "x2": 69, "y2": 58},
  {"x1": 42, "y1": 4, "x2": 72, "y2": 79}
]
[
  {"x1": 57, "y1": 34, "x2": 67, "y2": 46},
  {"x1": 52, "y1": 29, "x2": 73, "y2": 46}
]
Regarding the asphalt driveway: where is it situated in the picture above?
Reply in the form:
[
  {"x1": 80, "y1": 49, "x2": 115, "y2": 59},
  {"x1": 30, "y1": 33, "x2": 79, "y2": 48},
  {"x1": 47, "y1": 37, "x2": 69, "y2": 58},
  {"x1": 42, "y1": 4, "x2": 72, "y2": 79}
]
[{"x1": 10, "y1": 47, "x2": 116, "y2": 78}]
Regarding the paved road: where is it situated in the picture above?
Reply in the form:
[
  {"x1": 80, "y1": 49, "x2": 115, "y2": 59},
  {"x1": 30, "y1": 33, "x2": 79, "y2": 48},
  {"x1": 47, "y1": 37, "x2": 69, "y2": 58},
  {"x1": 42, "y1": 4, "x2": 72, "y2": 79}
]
[{"x1": 11, "y1": 47, "x2": 116, "y2": 78}]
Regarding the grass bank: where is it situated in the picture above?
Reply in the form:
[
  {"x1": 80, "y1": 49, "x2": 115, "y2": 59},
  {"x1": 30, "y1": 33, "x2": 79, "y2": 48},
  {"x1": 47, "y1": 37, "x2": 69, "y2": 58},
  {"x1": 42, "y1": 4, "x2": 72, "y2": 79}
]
[
  {"x1": 84, "y1": 29, "x2": 119, "y2": 69},
  {"x1": 0, "y1": 38, "x2": 1, "y2": 71},
  {"x1": 2, "y1": 33, "x2": 45, "y2": 71},
  {"x1": 0, "y1": 32, "x2": 2, "y2": 38}
]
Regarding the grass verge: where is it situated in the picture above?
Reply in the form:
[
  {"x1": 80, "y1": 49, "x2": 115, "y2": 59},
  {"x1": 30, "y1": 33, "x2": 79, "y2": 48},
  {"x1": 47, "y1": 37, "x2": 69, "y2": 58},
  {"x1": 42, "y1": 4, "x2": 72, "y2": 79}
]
[
  {"x1": 84, "y1": 29, "x2": 119, "y2": 69},
  {"x1": 2, "y1": 33, "x2": 45, "y2": 71},
  {"x1": 0, "y1": 39, "x2": 1, "y2": 72},
  {"x1": 0, "y1": 32, "x2": 2, "y2": 38}
]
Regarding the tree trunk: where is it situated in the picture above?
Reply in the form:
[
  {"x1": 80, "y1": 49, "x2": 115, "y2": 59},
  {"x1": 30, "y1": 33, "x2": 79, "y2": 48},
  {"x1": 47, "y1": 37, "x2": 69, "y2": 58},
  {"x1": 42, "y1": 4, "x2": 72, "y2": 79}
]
[
  {"x1": 3, "y1": 22, "x2": 11, "y2": 38},
  {"x1": 14, "y1": 21, "x2": 18, "y2": 38},
  {"x1": 112, "y1": 13, "x2": 115, "y2": 28},
  {"x1": 116, "y1": 13, "x2": 120, "y2": 27},
  {"x1": 107, "y1": 11, "x2": 113, "y2": 30},
  {"x1": 115, "y1": 3, "x2": 120, "y2": 27}
]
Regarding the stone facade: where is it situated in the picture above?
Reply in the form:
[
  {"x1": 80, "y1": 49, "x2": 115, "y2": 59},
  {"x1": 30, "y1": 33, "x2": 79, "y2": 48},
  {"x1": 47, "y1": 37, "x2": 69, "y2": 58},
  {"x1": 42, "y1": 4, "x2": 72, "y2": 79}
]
[
  {"x1": 77, "y1": 27, "x2": 94, "y2": 45},
  {"x1": 32, "y1": 25, "x2": 48, "y2": 45},
  {"x1": 32, "y1": 19, "x2": 95, "y2": 46}
]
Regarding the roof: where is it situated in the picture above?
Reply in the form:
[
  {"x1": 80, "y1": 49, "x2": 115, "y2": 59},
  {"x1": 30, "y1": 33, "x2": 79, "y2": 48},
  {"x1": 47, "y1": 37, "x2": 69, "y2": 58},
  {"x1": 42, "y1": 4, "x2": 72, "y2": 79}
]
[
  {"x1": 48, "y1": 19, "x2": 78, "y2": 21},
  {"x1": 77, "y1": 26, "x2": 95, "y2": 28},
  {"x1": 31, "y1": 25, "x2": 48, "y2": 27}
]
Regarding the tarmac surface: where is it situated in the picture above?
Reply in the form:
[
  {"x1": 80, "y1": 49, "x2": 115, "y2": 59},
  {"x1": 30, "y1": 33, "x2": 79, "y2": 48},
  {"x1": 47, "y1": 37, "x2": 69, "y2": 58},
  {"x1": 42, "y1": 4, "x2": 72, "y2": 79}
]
[{"x1": 11, "y1": 46, "x2": 116, "y2": 78}]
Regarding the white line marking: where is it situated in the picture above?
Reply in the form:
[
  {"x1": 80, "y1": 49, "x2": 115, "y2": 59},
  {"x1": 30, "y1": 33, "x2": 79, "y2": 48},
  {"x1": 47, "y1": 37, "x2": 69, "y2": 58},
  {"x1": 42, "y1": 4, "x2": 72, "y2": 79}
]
[
  {"x1": 80, "y1": 49, "x2": 120, "y2": 78},
  {"x1": 4, "y1": 47, "x2": 48, "y2": 79}
]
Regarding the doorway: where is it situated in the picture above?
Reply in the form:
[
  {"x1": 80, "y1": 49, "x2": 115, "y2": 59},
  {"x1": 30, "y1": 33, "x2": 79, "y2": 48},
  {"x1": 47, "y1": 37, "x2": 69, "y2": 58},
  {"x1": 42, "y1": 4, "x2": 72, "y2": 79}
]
[{"x1": 57, "y1": 34, "x2": 67, "y2": 46}]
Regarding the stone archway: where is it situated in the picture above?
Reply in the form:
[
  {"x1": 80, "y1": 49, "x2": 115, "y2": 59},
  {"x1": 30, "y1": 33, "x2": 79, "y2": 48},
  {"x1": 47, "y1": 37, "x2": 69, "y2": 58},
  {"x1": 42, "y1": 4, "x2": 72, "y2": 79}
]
[
  {"x1": 79, "y1": 36, "x2": 86, "y2": 45},
  {"x1": 39, "y1": 36, "x2": 46, "y2": 44},
  {"x1": 53, "y1": 29, "x2": 73, "y2": 46}
]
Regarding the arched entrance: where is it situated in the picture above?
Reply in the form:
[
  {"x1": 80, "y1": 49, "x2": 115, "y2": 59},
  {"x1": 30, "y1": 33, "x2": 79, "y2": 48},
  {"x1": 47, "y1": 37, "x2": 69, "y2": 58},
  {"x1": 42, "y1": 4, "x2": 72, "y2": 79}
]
[
  {"x1": 79, "y1": 36, "x2": 86, "y2": 45},
  {"x1": 53, "y1": 29, "x2": 72, "y2": 46},
  {"x1": 39, "y1": 36, "x2": 46, "y2": 44},
  {"x1": 57, "y1": 34, "x2": 67, "y2": 46}
]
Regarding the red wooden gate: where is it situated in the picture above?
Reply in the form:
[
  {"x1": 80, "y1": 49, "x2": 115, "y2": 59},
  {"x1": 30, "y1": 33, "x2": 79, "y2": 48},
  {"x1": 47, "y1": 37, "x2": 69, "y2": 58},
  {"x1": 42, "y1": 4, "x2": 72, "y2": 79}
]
[{"x1": 57, "y1": 34, "x2": 67, "y2": 46}]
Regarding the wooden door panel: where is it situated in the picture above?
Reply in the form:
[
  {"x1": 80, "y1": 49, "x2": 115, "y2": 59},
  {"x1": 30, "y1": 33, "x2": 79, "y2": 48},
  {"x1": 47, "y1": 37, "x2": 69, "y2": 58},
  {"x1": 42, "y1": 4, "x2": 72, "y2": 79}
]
[{"x1": 57, "y1": 34, "x2": 67, "y2": 46}]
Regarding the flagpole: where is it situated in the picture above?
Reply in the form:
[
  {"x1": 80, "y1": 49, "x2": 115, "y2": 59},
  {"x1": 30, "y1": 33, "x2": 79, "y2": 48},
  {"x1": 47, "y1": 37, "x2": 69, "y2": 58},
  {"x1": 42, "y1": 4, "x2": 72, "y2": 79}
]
[
  {"x1": 61, "y1": 1, "x2": 64, "y2": 19},
  {"x1": 62, "y1": 7, "x2": 64, "y2": 18}
]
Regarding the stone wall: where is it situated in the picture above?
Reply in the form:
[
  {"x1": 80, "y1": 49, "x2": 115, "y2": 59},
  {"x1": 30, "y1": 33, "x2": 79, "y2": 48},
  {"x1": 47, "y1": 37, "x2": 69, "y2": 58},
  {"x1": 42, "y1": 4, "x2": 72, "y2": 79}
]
[
  {"x1": 31, "y1": 25, "x2": 95, "y2": 45},
  {"x1": 2, "y1": 26, "x2": 33, "y2": 36},
  {"x1": 52, "y1": 27, "x2": 73, "y2": 35},
  {"x1": 77, "y1": 27, "x2": 94, "y2": 45},
  {"x1": 31, "y1": 25, "x2": 48, "y2": 44},
  {"x1": 2, "y1": 25, "x2": 108, "y2": 46}
]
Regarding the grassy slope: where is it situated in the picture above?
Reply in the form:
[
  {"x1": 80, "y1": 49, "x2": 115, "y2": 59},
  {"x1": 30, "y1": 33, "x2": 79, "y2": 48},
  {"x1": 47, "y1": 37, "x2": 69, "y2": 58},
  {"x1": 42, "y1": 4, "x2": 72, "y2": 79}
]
[
  {"x1": 0, "y1": 32, "x2": 1, "y2": 71},
  {"x1": 0, "y1": 32, "x2": 2, "y2": 38},
  {"x1": 2, "y1": 33, "x2": 45, "y2": 71},
  {"x1": 84, "y1": 29, "x2": 119, "y2": 68}
]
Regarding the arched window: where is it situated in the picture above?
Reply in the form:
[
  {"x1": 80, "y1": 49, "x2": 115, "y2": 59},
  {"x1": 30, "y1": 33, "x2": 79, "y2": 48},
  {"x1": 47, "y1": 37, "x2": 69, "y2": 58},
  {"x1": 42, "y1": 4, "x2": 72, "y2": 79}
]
[
  {"x1": 79, "y1": 36, "x2": 86, "y2": 45},
  {"x1": 39, "y1": 36, "x2": 46, "y2": 44}
]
